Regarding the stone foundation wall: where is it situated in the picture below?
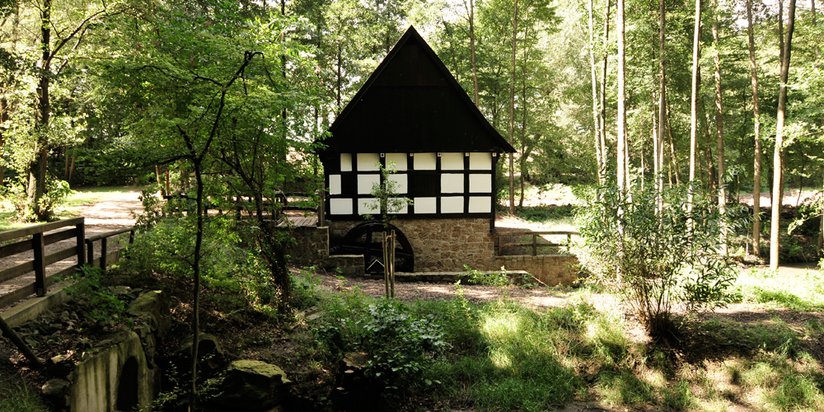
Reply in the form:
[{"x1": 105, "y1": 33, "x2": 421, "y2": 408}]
[
  {"x1": 494, "y1": 255, "x2": 579, "y2": 286},
  {"x1": 281, "y1": 226, "x2": 329, "y2": 266},
  {"x1": 329, "y1": 218, "x2": 495, "y2": 272}
]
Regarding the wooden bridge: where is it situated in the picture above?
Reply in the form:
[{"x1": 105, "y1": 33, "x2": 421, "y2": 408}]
[{"x1": 0, "y1": 218, "x2": 134, "y2": 309}]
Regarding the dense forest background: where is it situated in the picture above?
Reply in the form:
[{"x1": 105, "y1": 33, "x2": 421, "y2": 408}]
[{"x1": 0, "y1": 0, "x2": 821, "y2": 216}]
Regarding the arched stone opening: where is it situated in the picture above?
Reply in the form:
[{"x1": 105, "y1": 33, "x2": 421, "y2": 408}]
[{"x1": 116, "y1": 356, "x2": 139, "y2": 411}]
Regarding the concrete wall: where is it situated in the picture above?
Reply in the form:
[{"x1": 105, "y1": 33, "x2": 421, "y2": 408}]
[
  {"x1": 329, "y1": 218, "x2": 495, "y2": 272},
  {"x1": 494, "y1": 255, "x2": 579, "y2": 286},
  {"x1": 70, "y1": 331, "x2": 155, "y2": 412}
]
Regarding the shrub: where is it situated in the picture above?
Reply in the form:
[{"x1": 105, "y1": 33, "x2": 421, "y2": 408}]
[
  {"x1": 67, "y1": 266, "x2": 126, "y2": 324},
  {"x1": 127, "y1": 215, "x2": 281, "y2": 313},
  {"x1": 2, "y1": 177, "x2": 71, "y2": 222},
  {"x1": 575, "y1": 184, "x2": 737, "y2": 340},
  {"x1": 463, "y1": 264, "x2": 511, "y2": 286},
  {"x1": 317, "y1": 298, "x2": 450, "y2": 391}
]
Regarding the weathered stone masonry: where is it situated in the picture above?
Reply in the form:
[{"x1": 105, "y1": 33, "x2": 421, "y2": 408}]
[{"x1": 329, "y1": 218, "x2": 496, "y2": 272}]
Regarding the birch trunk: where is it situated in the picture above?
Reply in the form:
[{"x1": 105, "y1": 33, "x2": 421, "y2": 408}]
[
  {"x1": 688, "y1": 0, "x2": 702, "y2": 231},
  {"x1": 508, "y1": 0, "x2": 519, "y2": 214},
  {"x1": 746, "y1": 0, "x2": 763, "y2": 256},
  {"x1": 712, "y1": 0, "x2": 727, "y2": 254},
  {"x1": 617, "y1": 0, "x2": 627, "y2": 193},
  {"x1": 770, "y1": 0, "x2": 797, "y2": 271}
]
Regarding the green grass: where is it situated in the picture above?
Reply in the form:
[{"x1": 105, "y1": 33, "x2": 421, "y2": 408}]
[
  {"x1": 0, "y1": 369, "x2": 47, "y2": 412},
  {"x1": 735, "y1": 267, "x2": 824, "y2": 311},
  {"x1": 301, "y1": 269, "x2": 824, "y2": 411}
]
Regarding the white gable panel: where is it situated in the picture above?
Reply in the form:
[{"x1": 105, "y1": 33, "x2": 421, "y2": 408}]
[
  {"x1": 413, "y1": 153, "x2": 437, "y2": 170},
  {"x1": 441, "y1": 196, "x2": 464, "y2": 213},
  {"x1": 441, "y1": 174, "x2": 464, "y2": 193},
  {"x1": 329, "y1": 174, "x2": 342, "y2": 195},
  {"x1": 469, "y1": 174, "x2": 492, "y2": 193},
  {"x1": 358, "y1": 198, "x2": 380, "y2": 215},
  {"x1": 330, "y1": 198, "x2": 353, "y2": 215},
  {"x1": 340, "y1": 153, "x2": 352, "y2": 172},
  {"x1": 357, "y1": 174, "x2": 380, "y2": 194},
  {"x1": 469, "y1": 152, "x2": 492, "y2": 170},
  {"x1": 385, "y1": 153, "x2": 408, "y2": 171},
  {"x1": 387, "y1": 174, "x2": 408, "y2": 193},
  {"x1": 388, "y1": 198, "x2": 409, "y2": 214},
  {"x1": 357, "y1": 153, "x2": 380, "y2": 171},
  {"x1": 468, "y1": 196, "x2": 491, "y2": 213},
  {"x1": 414, "y1": 197, "x2": 436, "y2": 214},
  {"x1": 441, "y1": 153, "x2": 464, "y2": 170}
]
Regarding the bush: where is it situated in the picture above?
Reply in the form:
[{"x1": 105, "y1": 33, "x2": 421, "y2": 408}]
[
  {"x1": 463, "y1": 265, "x2": 510, "y2": 286},
  {"x1": 317, "y1": 298, "x2": 450, "y2": 391},
  {"x1": 2, "y1": 176, "x2": 71, "y2": 222},
  {"x1": 127, "y1": 215, "x2": 281, "y2": 313},
  {"x1": 575, "y1": 184, "x2": 737, "y2": 340},
  {"x1": 66, "y1": 266, "x2": 126, "y2": 324}
]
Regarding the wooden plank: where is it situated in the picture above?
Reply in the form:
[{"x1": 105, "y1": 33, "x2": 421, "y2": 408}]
[
  {"x1": 43, "y1": 227, "x2": 78, "y2": 246},
  {"x1": 0, "y1": 261, "x2": 35, "y2": 283},
  {"x1": 85, "y1": 227, "x2": 133, "y2": 242},
  {"x1": 0, "y1": 269, "x2": 73, "y2": 309},
  {"x1": 44, "y1": 247, "x2": 77, "y2": 266},
  {"x1": 75, "y1": 221, "x2": 85, "y2": 267},
  {"x1": 0, "y1": 239, "x2": 33, "y2": 259},
  {"x1": 32, "y1": 233, "x2": 45, "y2": 297},
  {"x1": 0, "y1": 282, "x2": 35, "y2": 308},
  {"x1": 0, "y1": 217, "x2": 84, "y2": 243}
]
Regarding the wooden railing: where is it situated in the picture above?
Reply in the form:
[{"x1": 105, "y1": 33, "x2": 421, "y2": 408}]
[
  {"x1": 85, "y1": 227, "x2": 135, "y2": 271},
  {"x1": 0, "y1": 218, "x2": 137, "y2": 309},
  {"x1": 0, "y1": 218, "x2": 86, "y2": 308},
  {"x1": 496, "y1": 230, "x2": 579, "y2": 256}
]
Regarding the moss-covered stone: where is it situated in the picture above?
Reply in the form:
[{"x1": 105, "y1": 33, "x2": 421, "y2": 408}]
[{"x1": 208, "y1": 359, "x2": 291, "y2": 411}]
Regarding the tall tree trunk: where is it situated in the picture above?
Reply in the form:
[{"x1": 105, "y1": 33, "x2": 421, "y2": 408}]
[
  {"x1": 588, "y1": 0, "x2": 604, "y2": 185},
  {"x1": 657, "y1": 0, "x2": 667, "y2": 210},
  {"x1": 336, "y1": 44, "x2": 342, "y2": 114},
  {"x1": 746, "y1": 0, "x2": 763, "y2": 257},
  {"x1": 666, "y1": 100, "x2": 680, "y2": 186},
  {"x1": 712, "y1": 0, "x2": 727, "y2": 254},
  {"x1": 616, "y1": 0, "x2": 627, "y2": 193},
  {"x1": 28, "y1": 0, "x2": 53, "y2": 221},
  {"x1": 466, "y1": 0, "x2": 479, "y2": 104},
  {"x1": 600, "y1": 0, "x2": 612, "y2": 182},
  {"x1": 508, "y1": 0, "x2": 518, "y2": 214},
  {"x1": 687, "y1": 0, "x2": 702, "y2": 230},
  {"x1": 770, "y1": 0, "x2": 797, "y2": 271}
]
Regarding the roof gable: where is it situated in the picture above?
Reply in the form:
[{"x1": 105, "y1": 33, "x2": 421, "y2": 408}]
[{"x1": 325, "y1": 26, "x2": 515, "y2": 154}]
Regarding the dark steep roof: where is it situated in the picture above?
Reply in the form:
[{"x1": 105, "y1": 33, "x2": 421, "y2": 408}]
[{"x1": 324, "y1": 26, "x2": 515, "y2": 155}]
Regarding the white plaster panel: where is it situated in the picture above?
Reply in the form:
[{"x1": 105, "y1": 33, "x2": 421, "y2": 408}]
[
  {"x1": 469, "y1": 196, "x2": 491, "y2": 213},
  {"x1": 413, "y1": 153, "x2": 437, "y2": 170},
  {"x1": 388, "y1": 198, "x2": 409, "y2": 214},
  {"x1": 469, "y1": 174, "x2": 492, "y2": 193},
  {"x1": 441, "y1": 152, "x2": 464, "y2": 170},
  {"x1": 440, "y1": 196, "x2": 464, "y2": 213},
  {"x1": 329, "y1": 174, "x2": 342, "y2": 195},
  {"x1": 413, "y1": 197, "x2": 436, "y2": 214},
  {"x1": 340, "y1": 153, "x2": 352, "y2": 172},
  {"x1": 387, "y1": 174, "x2": 407, "y2": 194},
  {"x1": 385, "y1": 153, "x2": 408, "y2": 171},
  {"x1": 329, "y1": 198, "x2": 353, "y2": 215},
  {"x1": 441, "y1": 174, "x2": 464, "y2": 193},
  {"x1": 357, "y1": 174, "x2": 380, "y2": 194},
  {"x1": 469, "y1": 152, "x2": 492, "y2": 170},
  {"x1": 357, "y1": 153, "x2": 380, "y2": 171},
  {"x1": 358, "y1": 198, "x2": 380, "y2": 215}
]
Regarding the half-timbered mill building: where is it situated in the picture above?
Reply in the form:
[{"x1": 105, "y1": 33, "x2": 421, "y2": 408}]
[{"x1": 319, "y1": 26, "x2": 515, "y2": 273}]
